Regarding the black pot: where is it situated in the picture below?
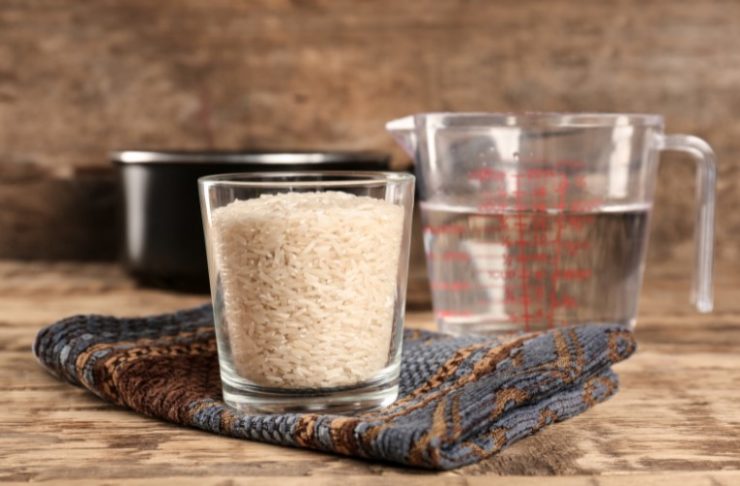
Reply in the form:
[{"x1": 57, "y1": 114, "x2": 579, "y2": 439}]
[{"x1": 112, "y1": 150, "x2": 391, "y2": 292}]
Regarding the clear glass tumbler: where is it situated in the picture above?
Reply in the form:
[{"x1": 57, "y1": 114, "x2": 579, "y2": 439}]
[{"x1": 199, "y1": 172, "x2": 415, "y2": 413}]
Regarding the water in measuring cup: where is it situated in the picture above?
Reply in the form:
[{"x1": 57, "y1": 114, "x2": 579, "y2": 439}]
[{"x1": 421, "y1": 202, "x2": 651, "y2": 335}]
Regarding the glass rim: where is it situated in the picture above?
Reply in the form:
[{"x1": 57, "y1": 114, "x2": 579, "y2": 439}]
[
  {"x1": 414, "y1": 112, "x2": 665, "y2": 128},
  {"x1": 198, "y1": 171, "x2": 415, "y2": 188}
]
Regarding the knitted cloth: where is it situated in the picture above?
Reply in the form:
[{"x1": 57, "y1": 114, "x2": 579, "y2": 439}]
[{"x1": 33, "y1": 304, "x2": 635, "y2": 470}]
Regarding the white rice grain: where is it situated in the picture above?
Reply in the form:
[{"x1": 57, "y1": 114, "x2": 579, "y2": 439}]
[{"x1": 212, "y1": 191, "x2": 404, "y2": 389}]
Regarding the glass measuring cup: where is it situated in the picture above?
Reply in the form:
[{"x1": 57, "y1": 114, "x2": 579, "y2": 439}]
[{"x1": 387, "y1": 113, "x2": 715, "y2": 335}]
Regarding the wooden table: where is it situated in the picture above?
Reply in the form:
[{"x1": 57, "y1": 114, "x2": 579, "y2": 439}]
[{"x1": 2, "y1": 261, "x2": 739, "y2": 485}]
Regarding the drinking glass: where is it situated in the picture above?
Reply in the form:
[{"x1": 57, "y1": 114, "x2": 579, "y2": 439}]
[{"x1": 199, "y1": 172, "x2": 414, "y2": 413}]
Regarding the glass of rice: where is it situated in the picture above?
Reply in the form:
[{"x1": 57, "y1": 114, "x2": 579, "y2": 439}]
[{"x1": 199, "y1": 172, "x2": 415, "y2": 413}]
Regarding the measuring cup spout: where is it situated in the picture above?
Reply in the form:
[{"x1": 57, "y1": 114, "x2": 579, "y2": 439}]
[{"x1": 386, "y1": 116, "x2": 418, "y2": 159}]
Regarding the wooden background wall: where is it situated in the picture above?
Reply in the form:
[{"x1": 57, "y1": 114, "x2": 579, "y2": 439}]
[{"x1": 1, "y1": 0, "x2": 738, "y2": 265}]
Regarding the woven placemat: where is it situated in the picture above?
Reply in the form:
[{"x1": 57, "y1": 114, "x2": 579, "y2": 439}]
[{"x1": 33, "y1": 304, "x2": 635, "y2": 469}]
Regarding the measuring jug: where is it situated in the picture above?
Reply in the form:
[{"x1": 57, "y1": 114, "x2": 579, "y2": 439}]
[{"x1": 387, "y1": 113, "x2": 715, "y2": 335}]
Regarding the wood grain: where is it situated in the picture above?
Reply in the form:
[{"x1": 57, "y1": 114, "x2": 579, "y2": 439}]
[
  {"x1": 1, "y1": 261, "x2": 739, "y2": 483},
  {"x1": 2, "y1": 0, "x2": 740, "y2": 263}
]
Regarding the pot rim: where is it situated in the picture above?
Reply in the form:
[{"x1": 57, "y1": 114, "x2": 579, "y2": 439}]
[{"x1": 111, "y1": 150, "x2": 390, "y2": 166}]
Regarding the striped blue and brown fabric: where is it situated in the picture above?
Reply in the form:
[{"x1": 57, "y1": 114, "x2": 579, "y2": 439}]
[{"x1": 33, "y1": 305, "x2": 635, "y2": 469}]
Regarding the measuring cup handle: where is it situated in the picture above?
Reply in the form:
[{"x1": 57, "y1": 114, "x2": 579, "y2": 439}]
[{"x1": 658, "y1": 134, "x2": 716, "y2": 313}]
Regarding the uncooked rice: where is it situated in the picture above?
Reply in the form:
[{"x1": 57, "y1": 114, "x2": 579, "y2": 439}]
[{"x1": 212, "y1": 191, "x2": 404, "y2": 389}]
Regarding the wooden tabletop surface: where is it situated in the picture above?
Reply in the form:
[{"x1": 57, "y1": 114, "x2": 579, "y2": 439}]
[{"x1": 1, "y1": 261, "x2": 739, "y2": 485}]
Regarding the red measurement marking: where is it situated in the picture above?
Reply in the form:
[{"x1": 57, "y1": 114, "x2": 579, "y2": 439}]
[
  {"x1": 428, "y1": 279, "x2": 591, "y2": 296},
  {"x1": 431, "y1": 253, "x2": 555, "y2": 263},
  {"x1": 433, "y1": 165, "x2": 598, "y2": 331},
  {"x1": 430, "y1": 282, "x2": 505, "y2": 291},
  {"x1": 511, "y1": 218, "x2": 534, "y2": 230},
  {"x1": 508, "y1": 253, "x2": 554, "y2": 263},
  {"x1": 430, "y1": 283, "x2": 549, "y2": 293},
  {"x1": 479, "y1": 201, "x2": 590, "y2": 213},
  {"x1": 427, "y1": 230, "x2": 593, "y2": 244},
  {"x1": 533, "y1": 286, "x2": 545, "y2": 300},
  {"x1": 429, "y1": 253, "x2": 522, "y2": 262},
  {"x1": 550, "y1": 294, "x2": 578, "y2": 309},
  {"x1": 498, "y1": 238, "x2": 560, "y2": 247},
  {"x1": 468, "y1": 168, "x2": 506, "y2": 181},
  {"x1": 554, "y1": 269, "x2": 592, "y2": 280}
]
